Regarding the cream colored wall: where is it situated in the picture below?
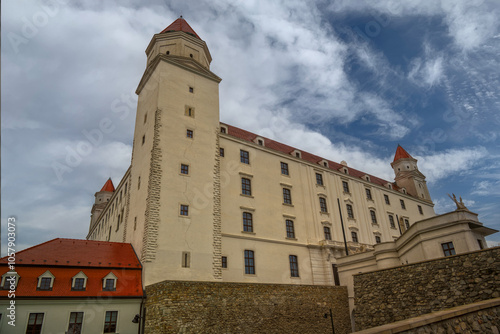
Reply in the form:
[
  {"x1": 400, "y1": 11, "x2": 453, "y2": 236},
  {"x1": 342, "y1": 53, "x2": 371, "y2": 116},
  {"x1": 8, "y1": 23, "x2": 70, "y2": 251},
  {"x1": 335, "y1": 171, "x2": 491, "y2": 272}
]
[{"x1": 0, "y1": 298, "x2": 141, "y2": 334}]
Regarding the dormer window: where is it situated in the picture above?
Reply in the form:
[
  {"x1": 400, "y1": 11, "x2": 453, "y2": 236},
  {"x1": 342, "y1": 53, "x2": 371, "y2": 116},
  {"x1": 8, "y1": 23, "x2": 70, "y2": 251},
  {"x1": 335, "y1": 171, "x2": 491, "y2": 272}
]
[
  {"x1": 1, "y1": 271, "x2": 20, "y2": 290},
  {"x1": 37, "y1": 271, "x2": 55, "y2": 291},
  {"x1": 71, "y1": 271, "x2": 88, "y2": 291},
  {"x1": 342, "y1": 167, "x2": 349, "y2": 175},
  {"x1": 291, "y1": 150, "x2": 301, "y2": 158},
  {"x1": 103, "y1": 272, "x2": 118, "y2": 291},
  {"x1": 319, "y1": 160, "x2": 329, "y2": 168},
  {"x1": 220, "y1": 126, "x2": 227, "y2": 134},
  {"x1": 254, "y1": 136, "x2": 265, "y2": 146}
]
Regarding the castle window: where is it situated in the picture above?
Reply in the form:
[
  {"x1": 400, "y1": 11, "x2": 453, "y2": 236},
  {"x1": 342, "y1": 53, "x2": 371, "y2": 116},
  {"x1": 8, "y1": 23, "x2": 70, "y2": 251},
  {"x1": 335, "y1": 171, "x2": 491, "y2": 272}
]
[
  {"x1": 243, "y1": 212, "x2": 253, "y2": 232},
  {"x1": 27, "y1": 313, "x2": 44, "y2": 334},
  {"x1": 342, "y1": 181, "x2": 350, "y2": 193},
  {"x1": 351, "y1": 231, "x2": 358, "y2": 243},
  {"x1": 186, "y1": 129, "x2": 194, "y2": 138},
  {"x1": 244, "y1": 250, "x2": 255, "y2": 275},
  {"x1": 319, "y1": 197, "x2": 328, "y2": 213},
  {"x1": 241, "y1": 178, "x2": 252, "y2": 196},
  {"x1": 418, "y1": 205, "x2": 423, "y2": 214},
  {"x1": 405, "y1": 219, "x2": 410, "y2": 230},
  {"x1": 477, "y1": 239, "x2": 484, "y2": 250},
  {"x1": 220, "y1": 148, "x2": 225, "y2": 157},
  {"x1": 316, "y1": 173, "x2": 323, "y2": 186},
  {"x1": 441, "y1": 242, "x2": 456, "y2": 257},
  {"x1": 190, "y1": 53, "x2": 193, "y2": 58},
  {"x1": 370, "y1": 210, "x2": 377, "y2": 224},
  {"x1": 283, "y1": 188, "x2": 292, "y2": 205},
  {"x1": 289, "y1": 255, "x2": 299, "y2": 277},
  {"x1": 180, "y1": 204, "x2": 189, "y2": 216},
  {"x1": 222, "y1": 256, "x2": 227, "y2": 268},
  {"x1": 182, "y1": 252, "x2": 191, "y2": 268},
  {"x1": 185, "y1": 106, "x2": 195, "y2": 117},
  {"x1": 166, "y1": 51, "x2": 170, "y2": 55},
  {"x1": 388, "y1": 215, "x2": 395, "y2": 228},
  {"x1": 142, "y1": 135, "x2": 145, "y2": 145},
  {"x1": 375, "y1": 236, "x2": 381, "y2": 244},
  {"x1": 181, "y1": 164, "x2": 189, "y2": 175},
  {"x1": 220, "y1": 127, "x2": 226, "y2": 133},
  {"x1": 281, "y1": 162, "x2": 289, "y2": 175},
  {"x1": 296, "y1": 152, "x2": 300, "y2": 158},
  {"x1": 286, "y1": 219, "x2": 295, "y2": 238},
  {"x1": 240, "y1": 150, "x2": 249, "y2": 164},
  {"x1": 144, "y1": 113, "x2": 147, "y2": 123},
  {"x1": 400, "y1": 199, "x2": 406, "y2": 210},
  {"x1": 258, "y1": 139, "x2": 263, "y2": 146},
  {"x1": 189, "y1": 87, "x2": 194, "y2": 93},
  {"x1": 104, "y1": 311, "x2": 118, "y2": 333},
  {"x1": 346, "y1": 204, "x2": 354, "y2": 219},
  {"x1": 68, "y1": 312, "x2": 84, "y2": 334},
  {"x1": 384, "y1": 194, "x2": 390, "y2": 205},
  {"x1": 366, "y1": 188, "x2": 372, "y2": 200},
  {"x1": 323, "y1": 226, "x2": 332, "y2": 240}
]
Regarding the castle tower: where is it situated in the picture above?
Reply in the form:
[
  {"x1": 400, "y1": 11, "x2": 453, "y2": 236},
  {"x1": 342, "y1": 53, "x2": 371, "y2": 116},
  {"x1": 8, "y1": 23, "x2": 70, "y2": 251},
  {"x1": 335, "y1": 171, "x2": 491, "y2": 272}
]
[
  {"x1": 125, "y1": 17, "x2": 222, "y2": 285},
  {"x1": 391, "y1": 145, "x2": 431, "y2": 202},
  {"x1": 89, "y1": 178, "x2": 115, "y2": 229}
]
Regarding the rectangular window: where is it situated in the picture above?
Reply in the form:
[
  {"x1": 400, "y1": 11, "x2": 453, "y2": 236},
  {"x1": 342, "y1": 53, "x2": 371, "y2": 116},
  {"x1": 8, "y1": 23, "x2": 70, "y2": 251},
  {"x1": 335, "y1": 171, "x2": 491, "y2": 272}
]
[
  {"x1": 346, "y1": 204, "x2": 354, "y2": 219},
  {"x1": 375, "y1": 236, "x2": 381, "y2": 244},
  {"x1": 365, "y1": 188, "x2": 372, "y2": 200},
  {"x1": 384, "y1": 194, "x2": 390, "y2": 205},
  {"x1": 26, "y1": 313, "x2": 44, "y2": 334},
  {"x1": 186, "y1": 129, "x2": 193, "y2": 138},
  {"x1": 222, "y1": 256, "x2": 227, "y2": 268},
  {"x1": 405, "y1": 219, "x2": 410, "y2": 230},
  {"x1": 180, "y1": 164, "x2": 189, "y2": 174},
  {"x1": 283, "y1": 188, "x2": 292, "y2": 204},
  {"x1": 243, "y1": 212, "x2": 253, "y2": 232},
  {"x1": 220, "y1": 127, "x2": 226, "y2": 133},
  {"x1": 240, "y1": 150, "x2": 249, "y2": 164},
  {"x1": 68, "y1": 312, "x2": 84, "y2": 334},
  {"x1": 332, "y1": 264, "x2": 340, "y2": 286},
  {"x1": 400, "y1": 199, "x2": 406, "y2": 209},
  {"x1": 244, "y1": 250, "x2": 255, "y2": 275},
  {"x1": 388, "y1": 215, "x2": 395, "y2": 228},
  {"x1": 323, "y1": 226, "x2": 332, "y2": 240},
  {"x1": 220, "y1": 148, "x2": 224, "y2": 157},
  {"x1": 418, "y1": 205, "x2": 423, "y2": 214},
  {"x1": 316, "y1": 173, "x2": 323, "y2": 186},
  {"x1": 286, "y1": 220, "x2": 295, "y2": 238},
  {"x1": 289, "y1": 255, "x2": 299, "y2": 277},
  {"x1": 441, "y1": 242, "x2": 456, "y2": 256},
  {"x1": 73, "y1": 278, "x2": 85, "y2": 291},
  {"x1": 180, "y1": 204, "x2": 189, "y2": 216},
  {"x1": 241, "y1": 178, "x2": 252, "y2": 196},
  {"x1": 370, "y1": 210, "x2": 377, "y2": 224},
  {"x1": 182, "y1": 252, "x2": 190, "y2": 268},
  {"x1": 189, "y1": 87, "x2": 194, "y2": 93},
  {"x1": 281, "y1": 162, "x2": 289, "y2": 175},
  {"x1": 104, "y1": 311, "x2": 118, "y2": 333},
  {"x1": 258, "y1": 139, "x2": 263, "y2": 146},
  {"x1": 39, "y1": 277, "x2": 52, "y2": 290},
  {"x1": 342, "y1": 181, "x2": 350, "y2": 193},
  {"x1": 104, "y1": 279, "x2": 115, "y2": 291},
  {"x1": 142, "y1": 135, "x2": 145, "y2": 145},
  {"x1": 319, "y1": 197, "x2": 328, "y2": 213},
  {"x1": 351, "y1": 231, "x2": 358, "y2": 243},
  {"x1": 477, "y1": 239, "x2": 484, "y2": 250}
]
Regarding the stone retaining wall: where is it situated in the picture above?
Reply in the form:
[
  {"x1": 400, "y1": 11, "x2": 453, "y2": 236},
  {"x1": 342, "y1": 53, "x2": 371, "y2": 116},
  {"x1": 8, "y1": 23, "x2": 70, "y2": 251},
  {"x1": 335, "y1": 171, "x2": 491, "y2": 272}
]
[
  {"x1": 144, "y1": 280, "x2": 350, "y2": 333},
  {"x1": 353, "y1": 247, "x2": 500, "y2": 330}
]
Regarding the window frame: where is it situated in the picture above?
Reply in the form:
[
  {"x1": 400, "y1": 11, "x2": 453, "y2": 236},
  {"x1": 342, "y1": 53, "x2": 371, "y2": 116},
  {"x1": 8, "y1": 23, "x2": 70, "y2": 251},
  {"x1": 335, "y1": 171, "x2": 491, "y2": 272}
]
[
  {"x1": 375, "y1": 236, "x2": 381, "y2": 244},
  {"x1": 315, "y1": 173, "x2": 324, "y2": 186},
  {"x1": 342, "y1": 181, "x2": 350, "y2": 193},
  {"x1": 289, "y1": 255, "x2": 299, "y2": 277},
  {"x1": 186, "y1": 129, "x2": 194, "y2": 138},
  {"x1": 388, "y1": 215, "x2": 395, "y2": 228},
  {"x1": 103, "y1": 311, "x2": 118, "y2": 334},
  {"x1": 242, "y1": 212, "x2": 253, "y2": 232},
  {"x1": 68, "y1": 311, "x2": 84, "y2": 334},
  {"x1": 418, "y1": 205, "x2": 423, "y2": 214},
  {"x1": 319, "y1": 197, "x2": 328, "y2": 213},
  {"x1": 441, "y1": 242, "x2": 456, "y2": 257},
  {"x1": 280, "y1": 162, "x2": 289, "y2": 175},
  {"x1": 222, "y1": 256, "x2": 228, "y2": 268},
  {"x1": 286, "y1": 219, "x2": 295, "y2": 239},
  {"x1": 346, "y1": 204, "x2": 354, "y2": 219},
  {"x1": 351, "y1": 231, "x2": 359, "y2": 243},
  {"x1": 365, "y1": 188, "x2": 372, "y2": 200},
  {"x1": 282, "y1": 188, "x2": 292, "y2": 205},
  {"x1": 323, "y1": 226, "x2": 332, "y2": 241},
  {"x1": 244, "y1": 250, "x2": 255, "y2": 275},
  {"x1": 219, "y1": 148, "x2": 224, "y2": 157},
  {"x1": 180, "y1": 164, "x2": 189, "y2": 175},
  {"x1": 370, "y1": 210, "x2": 377, "y2": 224},
  {"x1": 26, "y1": 312, "x2": 44, "y2": 334},
  {"x1": 240, "y1": 150, "x2": 250, "y2": 164},
  {"x1": 400, "y1": 199, "x2": 406, "y2": 210},
  {"x1": 180, "y1": 204, "x2": 189, "y2": 216},
  {"x1": 384, "y1": 194, "x2": 390, "y2": 205},
  {"x1": 241, "y1": 178, "x2": 252, "y2": 196}
]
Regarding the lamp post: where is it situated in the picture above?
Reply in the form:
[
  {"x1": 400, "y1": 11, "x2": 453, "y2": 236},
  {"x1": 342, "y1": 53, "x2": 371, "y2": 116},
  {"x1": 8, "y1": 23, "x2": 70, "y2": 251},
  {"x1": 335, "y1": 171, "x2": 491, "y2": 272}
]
[{"x1": 323, "y1": 308, "x2": 335, "y2": 334}]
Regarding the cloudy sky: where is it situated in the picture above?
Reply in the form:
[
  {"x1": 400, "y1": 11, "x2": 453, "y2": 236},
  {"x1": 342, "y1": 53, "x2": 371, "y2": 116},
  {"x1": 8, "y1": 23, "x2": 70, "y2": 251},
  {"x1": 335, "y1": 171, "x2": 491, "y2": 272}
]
[{"x1": 2, "y1": 0, "x2": 500, "y2": 254}]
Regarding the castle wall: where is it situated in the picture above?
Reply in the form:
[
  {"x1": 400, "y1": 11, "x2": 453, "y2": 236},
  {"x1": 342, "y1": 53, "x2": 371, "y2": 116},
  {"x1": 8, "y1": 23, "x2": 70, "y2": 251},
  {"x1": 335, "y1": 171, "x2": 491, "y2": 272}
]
[
  {"x1": 144, "y1": 280, "x2": 351, "y2": 334},
  {"x1": 353, "y1": 246, "x2": 500, "y2": 330}
]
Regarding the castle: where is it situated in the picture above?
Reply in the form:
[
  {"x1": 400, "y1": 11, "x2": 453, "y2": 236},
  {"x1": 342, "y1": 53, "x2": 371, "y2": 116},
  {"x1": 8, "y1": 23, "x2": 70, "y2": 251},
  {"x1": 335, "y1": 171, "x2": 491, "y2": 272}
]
[{"x1": 85, "y1": 17, "x2": 453, "y2": 288}]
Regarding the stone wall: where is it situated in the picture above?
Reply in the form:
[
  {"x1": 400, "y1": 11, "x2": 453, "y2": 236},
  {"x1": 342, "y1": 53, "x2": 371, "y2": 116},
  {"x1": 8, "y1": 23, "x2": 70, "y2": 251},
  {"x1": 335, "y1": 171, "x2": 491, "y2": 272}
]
[
  {"x1": 144, "y1": 280, "x2": 350, "y2": 334},
  {"x1": 353, "y1": 247, "x2": 500, "y2": 330}
]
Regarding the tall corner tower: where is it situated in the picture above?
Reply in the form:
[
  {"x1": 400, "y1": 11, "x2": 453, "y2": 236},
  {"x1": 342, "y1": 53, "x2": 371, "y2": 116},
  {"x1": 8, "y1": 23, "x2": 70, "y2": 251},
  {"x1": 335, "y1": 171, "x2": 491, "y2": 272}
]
[
  {"x1": 89, "y1": 178, "x2": 115, "y2": 230},
  {"x1": 126, "y1": 17, "x2": 223, "y2": 286},
  {"x1": 391, "y1": 145, "x2": 432, "y2": 202}
]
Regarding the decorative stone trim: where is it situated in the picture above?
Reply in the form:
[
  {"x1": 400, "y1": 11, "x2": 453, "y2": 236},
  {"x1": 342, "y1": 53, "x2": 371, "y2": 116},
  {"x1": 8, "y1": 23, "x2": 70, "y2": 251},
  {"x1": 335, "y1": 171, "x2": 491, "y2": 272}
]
[{"x1": 212, "y1": 129, "x2": 222, "y2": 280}]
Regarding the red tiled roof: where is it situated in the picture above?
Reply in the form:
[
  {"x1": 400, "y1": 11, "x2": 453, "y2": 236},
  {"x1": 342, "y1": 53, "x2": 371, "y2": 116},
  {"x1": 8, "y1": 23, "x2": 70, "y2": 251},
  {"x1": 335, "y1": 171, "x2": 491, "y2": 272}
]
[
  {"x1": 393, "y1": 145, "x2": 414, "y2": 162},
  {"x1": 223, "y1": 123, "x2": 400, "y2": 191},
  {"x1": 100, "y1": 178, "x2": 115, "y2": 192},
  {"x1": 0, "y1": 238, "x2": 141, "y2": 268},
  {"x1": 0, "y1": 266, "x2": 143, "y2": 298},
  {"x1": 160, "y1": 17, "x2": 201, "y2": 39}
]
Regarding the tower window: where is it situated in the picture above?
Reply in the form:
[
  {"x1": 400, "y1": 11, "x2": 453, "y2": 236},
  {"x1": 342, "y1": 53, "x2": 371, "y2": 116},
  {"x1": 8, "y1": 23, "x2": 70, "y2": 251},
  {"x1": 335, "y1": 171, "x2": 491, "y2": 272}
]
[
  {"x1": 370, "y1": 210, "x2": 377, "y2": 224},
  {"x1": 351, "y1": 231, "x2": 358, "y2": 243},
  {"x1": 388, "y1": 215, "x2": 395, "y2": 228},
  {"x1": 220, "y1": 127, "x2": 226, "y2": 133},
  {"x1": 243, "y1": 212, "x2": 253, "y2": 232},
  {"x1": 189, "y1": 53, "x2": 193, "y2": 58},
  {"x1": 324, "y1": 226, "x2": 332, "y2": 240},
  {"x1": 316, "y1": 173, "x2": 323, "y2": 186},
  {"x1": 281, "y1": 162, "x2": 289, "y2": 175},
  {"x1": 418, "y1": 205, "x2": 423, "y2": 214},
  {"x1": 384, "y1": 194, "x2": 390, "y2": 205},
  {"x1": 286, "y1": 220, "x2": 295, "y2": 239},
  {"x1": 142, "y1": 135, "x2": 145, "y2": 145},
  {"x1": 186, "y1": 129, "x2": 194, "y2": 138},
  {"x1": 319, "y1": 197, "x2": 328, "y2": 213},
  {"x1": 189, "y1": 87, "x2": 194, "y2": 93},
  {"x1": 441, "y1": 242, "x2": 456, "y2": 257},
  {"x1": 240, "y1": 150, "x2": 250, "y2": 164},
  {"x1": 222, "y1": 256, "x2": 227, "y2": 268},
  {"x1": 166, "y1": 51, "x2": 170, "y2": 55},
  {"x1": 400, "y1": 199, "x2": 406, "y2": 209},
  {"x1": 182, "y1": 252, "x2": 191, "y2": 267},
  {"x1": 220, "y1": 148, "x2": 225, "y2": 157},
  {"x1": 375, "y1": 236, "x2": 381, "y2": 244},
  {"x1": 289, "y1": 255, "x2": 299, "y2": 277},
  {"x1": 342, "y1": 181, "x2": 350, "y2": 193},
  {"x1": 180, "y1": 164, "x2": 189, "y2": 175},
  {"x1": 180, "y1": 205, "x2": 189, "y2": 216},
  {"x1": 365, "y1": 188, "x2": 372, "y2": 200},
  {"x1": 258, "y1": 139, "x2": 263, "y2": 146},
  {"x1": 244, "y1": 250, "x2": 255, "y2": 275},
  {"x1": 405, "y1": 219, "x2": 410, "y2": 230},
  {"x1": 241, "y1": 178, "x2": 252, "y2": 196},
  {"x1": 283, "y1": 188, "x2": 292, "y2": 205},
  {"x1": 346, "y1": 204, "x2": 354, "y2": 219}
]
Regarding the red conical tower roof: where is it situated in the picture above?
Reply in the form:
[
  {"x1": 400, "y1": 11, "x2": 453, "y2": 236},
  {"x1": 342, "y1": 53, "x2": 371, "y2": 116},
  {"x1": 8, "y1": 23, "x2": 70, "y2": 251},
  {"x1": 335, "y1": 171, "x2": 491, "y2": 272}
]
[
  {"x1": 393, "y1": 145, "x2": 414, "y2": 162},
  {"x1": 100, "y1": 178, "x2": 115, "y2": 192},
  {"x1": 160, "y1": 16, "x2": 201, "y2": 39}
]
